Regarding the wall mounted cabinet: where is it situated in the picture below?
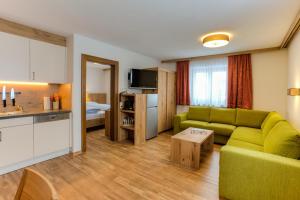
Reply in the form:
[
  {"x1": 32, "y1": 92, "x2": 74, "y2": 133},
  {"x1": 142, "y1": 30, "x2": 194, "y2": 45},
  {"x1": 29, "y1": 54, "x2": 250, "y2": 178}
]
[
  {"x1": 30, "y1": 40, "x2": 66, "y2": 83},
  {"x1": 0, "y1": 31, "x2": 67, "y2": 83},
  {"x1": 0, "y1": 32, "x2": 30, "y2": 81}
]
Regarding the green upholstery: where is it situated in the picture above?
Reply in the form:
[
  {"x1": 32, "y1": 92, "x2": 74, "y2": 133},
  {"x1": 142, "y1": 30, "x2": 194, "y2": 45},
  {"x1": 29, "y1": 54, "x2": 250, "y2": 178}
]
[
  {"x1": 220, "y1": 146, "x2": 300, "y2": 200},
  {"x1": 210, "y1": 107, "x2": 236, "y2": 125},
  {"x1": 261, "y1": 111, "x2": 284, "y2": 139},
  {"x1": 264, "y1": 121, "x2": 300, "y2": 159},
  {"x1": 180, "y1": 120, "x2": 209, "y2": 130},
  {"x1": 187, "y1": 106, "x2": 211, "y2": 122},
  {"x1": 214, "y1": 134, "x2": 230, "y2": 145},
  {"x1": 227, "y1": 138, "x2": 264, "y2": 152},
  {"x1": 173, "y1": 112, "x2": 187, "y2": 134},
  {"x1": 236, "y1": 109, "x2": 269, "y2": 128},
  {"x1": 230, "y1": 127, "x2": 263, "y2": 146},
  {"x1": 174, "y1": 106, "x2": 300, "y2": 199},
  {"x1": 206, "y1": 123, "x2": 236, "y2": 136}
]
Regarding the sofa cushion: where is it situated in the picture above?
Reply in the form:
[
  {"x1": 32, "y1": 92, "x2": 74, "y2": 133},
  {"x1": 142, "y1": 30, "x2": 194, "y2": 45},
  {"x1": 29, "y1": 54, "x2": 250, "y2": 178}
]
[
  {"x1": 206, "y1": 123, "x2": 236, "y2": 136},
  {"x1": 180, "y1": 120, "x2": 209, "y2": 130},
  {"x1": 236, "y1": 109, "x2": 269, "y2": 128},
  {"x1": 231, "y1": 127, "x2": 263, "y2": 146},
  {"x1": 187, "y1": 106, "x2": 211, "y2": 122},
  {"x1": 264, "y1": 121, "x2": 300, "y2": 159},
  {"x1": 210, "y1": 108, "x2": 236, "y2": 125},
  {"x1": 227, "y1": 138, "x2": 264, "y2": 152},
  {"x1": 261, "y1": 112, "x2": 284, "y2": 139}
]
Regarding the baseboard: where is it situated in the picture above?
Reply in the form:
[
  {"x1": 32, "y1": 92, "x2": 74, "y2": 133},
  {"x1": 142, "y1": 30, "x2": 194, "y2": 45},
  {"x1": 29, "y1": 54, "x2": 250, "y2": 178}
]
[{"x1": 0, "y1": 148, "x2": 70, "y2": 175}]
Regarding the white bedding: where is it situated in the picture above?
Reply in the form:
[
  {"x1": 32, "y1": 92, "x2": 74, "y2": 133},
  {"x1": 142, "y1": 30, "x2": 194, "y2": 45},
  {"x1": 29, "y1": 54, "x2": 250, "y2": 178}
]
[
  {"x1": 86, "y1": 110, "x2": 105, "y2": 120},
  {"x1": 86, "y1": 102, "x2": 110, "y2": 111}
]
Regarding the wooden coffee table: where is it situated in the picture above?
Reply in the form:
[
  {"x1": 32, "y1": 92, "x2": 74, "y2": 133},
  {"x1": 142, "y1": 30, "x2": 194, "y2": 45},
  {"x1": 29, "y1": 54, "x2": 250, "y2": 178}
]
[{"x1": 170, "y1": 128, "x2": 214, "y2": 169}]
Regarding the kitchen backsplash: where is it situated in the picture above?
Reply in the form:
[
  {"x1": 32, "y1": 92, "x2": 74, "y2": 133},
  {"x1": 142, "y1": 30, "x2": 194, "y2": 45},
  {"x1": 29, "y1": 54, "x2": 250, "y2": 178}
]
[{"x1": 0, "y1": 84, "x2": 61, "y2": 112}]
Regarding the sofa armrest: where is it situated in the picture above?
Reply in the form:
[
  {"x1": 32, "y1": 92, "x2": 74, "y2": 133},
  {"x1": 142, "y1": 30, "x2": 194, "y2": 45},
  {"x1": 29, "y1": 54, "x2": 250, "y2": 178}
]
[
  {"x1": 173, "y1": 112, "x2": 188, "y2": 134},
  {"x1": 219, "y1": 145, "x2": 300, "y2": 200}
]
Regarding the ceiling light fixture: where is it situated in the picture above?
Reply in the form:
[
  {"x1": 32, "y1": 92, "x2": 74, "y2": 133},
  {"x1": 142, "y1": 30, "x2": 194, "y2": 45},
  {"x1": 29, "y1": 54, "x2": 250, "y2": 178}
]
[
  {"x1": 287, "y1": 88, "x2": 300, "y2": 96},
  {"x1": 202, "y1": 33, "x2": 230, "y2": 48}
]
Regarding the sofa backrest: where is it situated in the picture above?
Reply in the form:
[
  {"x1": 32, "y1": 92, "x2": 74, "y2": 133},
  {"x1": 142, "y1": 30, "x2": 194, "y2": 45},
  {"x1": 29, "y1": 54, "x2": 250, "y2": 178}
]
[
  {"x1": 235, "y1": 109, "x2": 269, "y2": 128},
  {"x1": 210, "y1": 107, "x2": 236, "y2": 125},
  {"x1": 187, "y1": 106, "x2": 211, "y2": 122},
  {"x1": 261, "y1": 112, "x2": 285, "y2": 139},
  {"x1": 264, "y1": 121, "x2": 300, "y2": 159}
]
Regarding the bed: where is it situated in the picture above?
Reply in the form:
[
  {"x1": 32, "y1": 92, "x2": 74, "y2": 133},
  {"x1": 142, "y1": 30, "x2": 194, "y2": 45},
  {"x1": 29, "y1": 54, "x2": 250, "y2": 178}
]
[{"x1": 86, "y1": 93, "x2": 110, "y2": 129}]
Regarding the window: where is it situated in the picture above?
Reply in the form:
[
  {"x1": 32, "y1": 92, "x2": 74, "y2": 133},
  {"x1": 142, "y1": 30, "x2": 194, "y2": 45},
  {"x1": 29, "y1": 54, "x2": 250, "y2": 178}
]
[{"x1": 190, "y1": 57, "x2": 228, "y2": 107}]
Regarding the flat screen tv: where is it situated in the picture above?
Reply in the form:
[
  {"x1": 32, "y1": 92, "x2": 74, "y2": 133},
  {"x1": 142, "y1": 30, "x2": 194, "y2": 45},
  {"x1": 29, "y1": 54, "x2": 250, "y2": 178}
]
[{"x1": 128, "y1": 69, "x2": 157, "y2": 89}]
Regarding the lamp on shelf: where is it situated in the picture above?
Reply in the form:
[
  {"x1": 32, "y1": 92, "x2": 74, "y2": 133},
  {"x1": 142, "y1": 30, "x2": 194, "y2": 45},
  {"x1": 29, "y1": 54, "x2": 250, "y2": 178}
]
[{"x1": 287, "y1": 88, "x2": 300, "y2": 96}]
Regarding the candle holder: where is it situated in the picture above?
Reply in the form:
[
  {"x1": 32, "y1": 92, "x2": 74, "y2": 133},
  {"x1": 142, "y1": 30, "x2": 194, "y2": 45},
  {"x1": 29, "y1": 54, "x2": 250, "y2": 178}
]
[{"x1": 2, "y1": 99, "x2": 6, "y2": 108}]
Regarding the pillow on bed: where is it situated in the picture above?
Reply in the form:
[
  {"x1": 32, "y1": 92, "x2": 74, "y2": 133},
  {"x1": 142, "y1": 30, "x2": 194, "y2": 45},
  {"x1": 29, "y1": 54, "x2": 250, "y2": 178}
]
[{"x1": 86, "y1": 102, "x2": 110, "y2": 111}]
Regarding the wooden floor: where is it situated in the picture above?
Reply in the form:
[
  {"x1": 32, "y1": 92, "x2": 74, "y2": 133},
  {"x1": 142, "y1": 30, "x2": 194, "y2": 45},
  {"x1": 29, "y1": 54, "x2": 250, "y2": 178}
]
[{"x1": 0, "y1": 130, "x2": 221, "y2": 200}]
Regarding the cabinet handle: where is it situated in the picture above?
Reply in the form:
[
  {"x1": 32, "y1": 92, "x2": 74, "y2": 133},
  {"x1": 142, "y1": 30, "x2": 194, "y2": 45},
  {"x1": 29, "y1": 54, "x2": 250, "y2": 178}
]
[
  {"x1": 32, "y1": 72, "x2": 35, "y2": 80},
  {"x1": 49, "y1": 115, "x2": 57, "y2": 120},
  {"x1": 0, "y1": 131, "x2": 2, "y2": 142}
]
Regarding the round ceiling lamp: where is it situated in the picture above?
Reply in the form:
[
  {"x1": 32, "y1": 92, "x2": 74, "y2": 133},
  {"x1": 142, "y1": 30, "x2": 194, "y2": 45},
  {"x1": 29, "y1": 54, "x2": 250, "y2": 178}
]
[{"x1": 202, "y1": 33, "x2": 230, "y2": 48}]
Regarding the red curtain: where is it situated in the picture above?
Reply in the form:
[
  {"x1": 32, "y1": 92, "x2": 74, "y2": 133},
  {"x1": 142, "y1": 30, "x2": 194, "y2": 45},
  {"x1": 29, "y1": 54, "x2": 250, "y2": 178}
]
[
  {"x1": 227, "y1": 54, "x2": 253, "y2": 109},
  {"x1": 176, "y1": 60, "x2": 190, "y2": 105}
]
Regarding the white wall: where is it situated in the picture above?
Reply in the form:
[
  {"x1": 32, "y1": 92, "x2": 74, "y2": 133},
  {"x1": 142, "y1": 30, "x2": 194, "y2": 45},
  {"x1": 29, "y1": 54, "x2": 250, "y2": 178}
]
[
  {"x1": 86, "y1": 62, "x2": 111, "y2": 103},
  {"x1": 70, "y1": 34, "x2": 159, "y2": 152},
  {"x1": 287, "y1": 30, "x2": 300, "y2": 129},
  {"x1": 176, "y1": 50, "x2": 288, "y2": 116},
  {"x1": 86, "y1": 65, "x2": 106, "y2": 93},
  {"x1": 252, "y1": 49, "x2": 288, "y2": 116}
]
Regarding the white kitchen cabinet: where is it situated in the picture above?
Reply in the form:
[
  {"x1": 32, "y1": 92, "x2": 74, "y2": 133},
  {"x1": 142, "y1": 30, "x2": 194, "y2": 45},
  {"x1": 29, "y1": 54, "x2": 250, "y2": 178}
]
[
  {"x1": 34, "y1": 118, "x2": 70, "y2": 157},
  {"x1": 0, "y1": 32, "x2": 30, "y2": 81},
  {"x1": 0, "y1": 124, "x2": 33, "y2": 168},
  {"x1": 30, "y1": 39, "x2": 66, "y2": 83},
  {"x1": 0, "y1": 114, "x2": 71, "y2": 175}
]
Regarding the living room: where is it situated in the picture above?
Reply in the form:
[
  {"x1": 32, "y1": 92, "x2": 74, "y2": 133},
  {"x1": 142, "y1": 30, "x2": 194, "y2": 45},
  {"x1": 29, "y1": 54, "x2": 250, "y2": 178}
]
[{"x1": 0, "y1": 1, "x2": 299, "y2": 200}]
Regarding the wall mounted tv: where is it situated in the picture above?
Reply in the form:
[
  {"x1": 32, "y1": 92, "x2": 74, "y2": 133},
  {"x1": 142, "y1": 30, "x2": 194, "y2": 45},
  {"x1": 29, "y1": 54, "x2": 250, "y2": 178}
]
[{"x1": 128, "y1": 69, "x2": 158, "y2": 89}]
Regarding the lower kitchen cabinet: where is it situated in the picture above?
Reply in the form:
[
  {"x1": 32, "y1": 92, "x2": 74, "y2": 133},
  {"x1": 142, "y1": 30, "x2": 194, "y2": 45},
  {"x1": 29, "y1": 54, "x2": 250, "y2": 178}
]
[
  {"x1": 0, "y1": 124, "x2": 33, "y2": 167},
  {"x1": 34, "y1": 119, "x2": 70, "y2": 157},
  {"x1": 0, "y1": 113, "x2": 71, "y2": 175}
]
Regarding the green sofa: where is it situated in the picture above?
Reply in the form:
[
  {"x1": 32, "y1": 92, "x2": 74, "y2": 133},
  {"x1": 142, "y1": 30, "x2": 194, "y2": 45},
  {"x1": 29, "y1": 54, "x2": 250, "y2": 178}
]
[{"x1": 174, "y1": 106, "x2": 300, "y2": 200}]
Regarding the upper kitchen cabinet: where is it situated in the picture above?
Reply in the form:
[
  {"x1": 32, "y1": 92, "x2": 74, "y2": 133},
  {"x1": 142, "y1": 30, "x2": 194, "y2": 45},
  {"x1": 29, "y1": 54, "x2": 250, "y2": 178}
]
[
  {"x1": 30, "y1": 40, "x2": 67, "y2": 83},
  {"x1": 0, "y1": 32, "x2": 30, "y2": 81}
]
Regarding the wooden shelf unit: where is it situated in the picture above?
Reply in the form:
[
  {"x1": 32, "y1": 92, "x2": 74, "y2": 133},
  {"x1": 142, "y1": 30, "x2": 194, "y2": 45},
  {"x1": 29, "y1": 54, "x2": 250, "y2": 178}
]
[
  {"x1": 121, "y1": 110, "x2": 135, "y2": 114},
  {"x1": 120, "y1": 125, "x2": 135, "y2": 131},
  {"x1": 119, "y1": 93, "x2": 146, "y2": 145}
]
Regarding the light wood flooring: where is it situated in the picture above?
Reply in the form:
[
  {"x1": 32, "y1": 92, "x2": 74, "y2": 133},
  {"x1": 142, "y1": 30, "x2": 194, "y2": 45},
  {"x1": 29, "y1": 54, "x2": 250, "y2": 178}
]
[{"x1": 0, "y1": 130, "x2": 221, "y2": 200}]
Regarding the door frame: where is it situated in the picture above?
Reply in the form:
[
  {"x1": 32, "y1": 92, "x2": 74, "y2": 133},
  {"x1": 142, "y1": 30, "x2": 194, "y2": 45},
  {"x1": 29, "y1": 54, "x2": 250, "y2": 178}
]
[{"x1": 81, "y1": 54, "x2": 119, "y2": 152}]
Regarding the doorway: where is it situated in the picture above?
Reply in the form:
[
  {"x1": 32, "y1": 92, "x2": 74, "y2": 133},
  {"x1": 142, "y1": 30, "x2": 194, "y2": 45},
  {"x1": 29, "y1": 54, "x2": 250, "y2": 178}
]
[{"x1": 81, "y1": 54, "x2": 119, "y2": 152}]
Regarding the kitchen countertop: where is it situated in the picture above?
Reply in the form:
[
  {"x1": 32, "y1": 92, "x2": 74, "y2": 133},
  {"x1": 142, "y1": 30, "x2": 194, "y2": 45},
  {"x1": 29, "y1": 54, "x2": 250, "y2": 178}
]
[{"x1": 0, "y1": 109, "x2": 71, "y2": 120}]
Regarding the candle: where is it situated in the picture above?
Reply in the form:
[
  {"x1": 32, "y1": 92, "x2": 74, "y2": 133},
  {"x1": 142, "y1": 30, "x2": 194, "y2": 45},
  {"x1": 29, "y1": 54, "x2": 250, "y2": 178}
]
[
  {"x1": 11, "y1": 88, "x2": 15, "y2": 106},
  {"x1": 10, "y1": 88, "x2": 15, "y2": 99},
  {"x1": 2, "y1": 86, "x2": 6, "y2": 100}
]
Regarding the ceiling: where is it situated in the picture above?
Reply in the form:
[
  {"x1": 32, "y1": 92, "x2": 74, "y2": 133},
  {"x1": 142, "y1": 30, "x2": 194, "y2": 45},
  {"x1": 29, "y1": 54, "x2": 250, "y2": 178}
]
[{"x1": 0, "y1": 0, "x2": 299, "y2": 60}]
